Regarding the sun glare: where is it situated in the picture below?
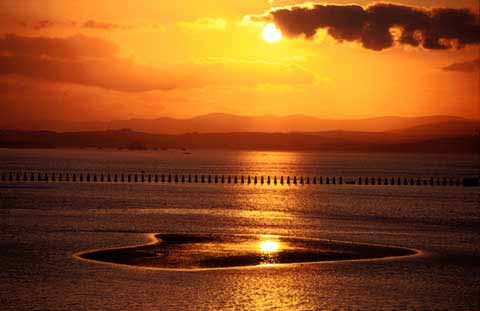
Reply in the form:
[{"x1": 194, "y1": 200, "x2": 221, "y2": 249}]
[
  {"x1": 262, "y1": 23, "x2": 282, "y2": 43},
  {"x1": 259, "y1": 240, "x2": 280, "y2": 253}
]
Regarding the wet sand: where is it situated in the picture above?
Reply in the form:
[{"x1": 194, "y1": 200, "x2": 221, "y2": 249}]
[{"x1": 76, "y1": 234, "x2": 418, "y2": 270}]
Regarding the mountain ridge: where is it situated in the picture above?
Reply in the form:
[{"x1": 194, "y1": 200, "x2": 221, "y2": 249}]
[
  {"x1": 1, "y1": 114, "x2": 474, "y2": 135},
  {"x1": 1, "y1": 120, "x2": 478, "y2": 153}
]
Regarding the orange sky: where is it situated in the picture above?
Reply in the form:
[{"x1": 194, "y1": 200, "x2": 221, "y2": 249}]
[{"x1": 0, "y1": 0, "x2": 478, "y2": 123}]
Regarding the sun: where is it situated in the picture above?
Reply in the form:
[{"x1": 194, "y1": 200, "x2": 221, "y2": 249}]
[
  {"x1": 262, "y1": 23, "x2": 282, "y2": 43},
  {"x1": 259, "y1": 240, "x2": 280, "y2": 253}
]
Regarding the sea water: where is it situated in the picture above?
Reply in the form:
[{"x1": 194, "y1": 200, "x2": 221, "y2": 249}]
[{"x1": 0, "y1": 149, "x2": 479, "y2": 310}]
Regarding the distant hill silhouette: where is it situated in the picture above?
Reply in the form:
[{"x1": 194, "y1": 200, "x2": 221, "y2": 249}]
[
  {"x1": 1, "y1": 124, "x2": 478, "y2": 154},
  {"x1": 389, "y1": 120, "x2": 480, "y2": 138},
  {"x1": 1, "y1": 114, "x2": 474, "y2": 134}
]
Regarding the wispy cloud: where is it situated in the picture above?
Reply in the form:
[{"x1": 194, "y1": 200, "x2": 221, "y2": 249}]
[
  {"x1": 82, "y1": 20, "x2": 135, "y2": 30},
  {"x1": 178, "y1": 18, "x2": 228, "y2": 31},
  {"x1": 16, "y1": 19, "x2": 164, "y2": 32}
]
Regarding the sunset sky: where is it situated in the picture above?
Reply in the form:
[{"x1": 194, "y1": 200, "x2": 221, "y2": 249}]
[{"x1": 0, "y1": 0, "x2": 478, "y2": 123}]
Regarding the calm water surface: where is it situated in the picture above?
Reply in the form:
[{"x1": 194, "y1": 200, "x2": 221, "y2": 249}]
[{"x1": 0, "y1": 149, "x2": 479, "y2": 310}]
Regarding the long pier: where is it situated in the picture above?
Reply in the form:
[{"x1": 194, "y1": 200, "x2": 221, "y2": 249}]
[{"x1": 1, "y1": 171, "x2": 478, "y2": 187}]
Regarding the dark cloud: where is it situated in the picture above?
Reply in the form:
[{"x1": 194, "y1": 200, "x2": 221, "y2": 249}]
[
  {"x1": 443, "y1": 58, "x2": 480, "y2": 72},
  {"x1": 250, "y1": 2, "x2": 480, "y2": 51}
]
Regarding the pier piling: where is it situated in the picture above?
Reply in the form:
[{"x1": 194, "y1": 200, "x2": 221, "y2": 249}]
[{"x1": 0, "y1": 170, "x2": 473, "y2": 188}]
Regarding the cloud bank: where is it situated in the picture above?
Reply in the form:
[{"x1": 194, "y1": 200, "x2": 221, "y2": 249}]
[
  {"x1": 0, "y1": 34, "x2": 178, "y2": 92},
  {"x1": 249, "y1": 2, "x2": 480, "y2": 50},
  {"x1": 0, "y1": 34, "x2": 315, "y2": 92},
  {"x1": 0, "y1": 34, "x2": 118, "y2": 58}
]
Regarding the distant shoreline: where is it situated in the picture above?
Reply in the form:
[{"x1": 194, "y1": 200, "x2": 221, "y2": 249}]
[
  {"x1": 1, "y1": 129, "x2": 479, "y2": 154},
  {"x1": 1, "y1": 146, "x2": 479, "y2": 155}
]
